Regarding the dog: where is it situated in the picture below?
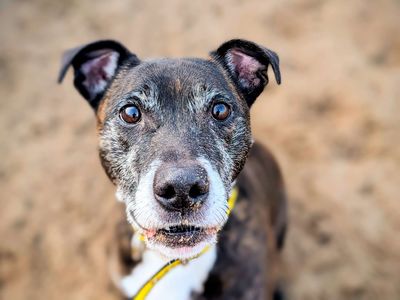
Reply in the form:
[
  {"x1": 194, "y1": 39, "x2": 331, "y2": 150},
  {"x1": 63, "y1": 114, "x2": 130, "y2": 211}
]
[{"x1": 59, "y1": 39, "x2": 288, "y2": 300}]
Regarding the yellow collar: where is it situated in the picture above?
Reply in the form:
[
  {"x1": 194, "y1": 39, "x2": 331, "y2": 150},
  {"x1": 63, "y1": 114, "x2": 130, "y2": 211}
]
[{"x1": 132, "y1": 186, "x2": 239, "y2": 300}]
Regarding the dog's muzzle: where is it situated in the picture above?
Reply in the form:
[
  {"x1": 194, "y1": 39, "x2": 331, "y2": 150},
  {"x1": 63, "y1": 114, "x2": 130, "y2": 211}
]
[{"x1": 129, "y1": 157, "x2": 228, "y2": 259}]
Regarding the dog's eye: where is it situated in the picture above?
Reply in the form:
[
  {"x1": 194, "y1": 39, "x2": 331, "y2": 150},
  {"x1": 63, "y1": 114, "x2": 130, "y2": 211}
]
[
  {"x1": 212, "y1": 103, "x2": 231, "y2": 121},
  {"x1": 119, "y1": 105, "x2": 141, "y2": 124}
]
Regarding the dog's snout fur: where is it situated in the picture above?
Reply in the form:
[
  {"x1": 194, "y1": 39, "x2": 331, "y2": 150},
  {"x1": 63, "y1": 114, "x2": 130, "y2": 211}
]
[{"x1": 153, "y1": 162, "x2": 209, "y2": 211}]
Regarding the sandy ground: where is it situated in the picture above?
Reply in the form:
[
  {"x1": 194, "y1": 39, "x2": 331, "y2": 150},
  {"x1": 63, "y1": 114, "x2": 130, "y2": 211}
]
[{"x1": 1, "y1": 0, "x2": 399, "y2": 299}]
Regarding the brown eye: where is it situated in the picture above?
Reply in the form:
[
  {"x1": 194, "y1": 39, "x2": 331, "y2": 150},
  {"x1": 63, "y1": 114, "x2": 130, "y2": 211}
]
[
  {"x1": 212, "y1": 102, "x2": 231, "y2": 121},
  {"x1": 119, "y1": 105, "x2": 141, "y2": 124}
]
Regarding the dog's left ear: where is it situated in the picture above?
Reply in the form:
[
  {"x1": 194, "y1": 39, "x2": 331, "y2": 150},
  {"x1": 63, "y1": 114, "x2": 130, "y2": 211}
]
[
  {"x1": 58, "y1": 40, "x2": 139, "y2": 109},
  {"x1": 211, "y1": 39, "x2": 281, "y2": 106}
]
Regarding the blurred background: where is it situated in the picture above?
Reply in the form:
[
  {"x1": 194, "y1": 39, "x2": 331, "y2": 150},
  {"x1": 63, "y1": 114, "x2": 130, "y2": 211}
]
[{"x1": 0, "y1": 0, "x2": 399, "y2": 299}]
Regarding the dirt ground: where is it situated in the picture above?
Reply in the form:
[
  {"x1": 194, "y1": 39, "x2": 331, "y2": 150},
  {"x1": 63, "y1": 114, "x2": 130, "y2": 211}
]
[{"x1": 1, "y1": 0, "x2": 399, "y2": 299}]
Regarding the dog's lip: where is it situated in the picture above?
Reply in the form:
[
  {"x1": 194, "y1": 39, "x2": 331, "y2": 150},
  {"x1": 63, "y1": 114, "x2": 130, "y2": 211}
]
[
  {"x1": 140, "y1": 225, "x2": 219, "y2": 259},
  {"x1": 141, "y1": 225, "x2": 218, "y2": 240},
  {"x1": 157, "y1": 225, "x2": 216, "y2": 236}
]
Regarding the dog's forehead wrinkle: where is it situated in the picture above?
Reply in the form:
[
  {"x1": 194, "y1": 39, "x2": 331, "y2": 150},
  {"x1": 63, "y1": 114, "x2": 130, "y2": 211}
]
[{"x1": 111, "y1": 57, "x2": 233, "y2": 104}]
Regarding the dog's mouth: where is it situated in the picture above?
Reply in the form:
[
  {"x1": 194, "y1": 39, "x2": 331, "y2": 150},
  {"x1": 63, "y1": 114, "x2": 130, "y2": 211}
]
[
  {"x1": 149, "y1": 225, "x2": 218, "y2": 242},
  {"x1": 142, "y1": 224, "x2": 219, "y2": 259},
  {"x1": 158, "y1": 225, "x2": 205, "y2": 236}
]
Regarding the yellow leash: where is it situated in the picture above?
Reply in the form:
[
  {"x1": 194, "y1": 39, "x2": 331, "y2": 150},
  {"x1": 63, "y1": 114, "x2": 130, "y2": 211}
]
[
  {"x1": 132, "y1": 187, "x2": 239, "y2": 300},
  {"x1": 226, "y1": 186, "x2": 238, "y2": 216}
]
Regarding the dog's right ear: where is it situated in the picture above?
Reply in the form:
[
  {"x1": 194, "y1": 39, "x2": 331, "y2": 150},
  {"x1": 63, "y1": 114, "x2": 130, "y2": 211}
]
[
  {"x1": 58, "y1": 40, "x2": 140, "y2": 109},
  {"x1": 210, "y1": 39, "x2": 281, "y2": 107}
]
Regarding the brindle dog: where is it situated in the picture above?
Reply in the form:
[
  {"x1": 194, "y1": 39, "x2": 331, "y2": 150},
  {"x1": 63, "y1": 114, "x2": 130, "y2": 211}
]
[{"x1": 59, "y1": 39, "x2": 287, "y2": 300}]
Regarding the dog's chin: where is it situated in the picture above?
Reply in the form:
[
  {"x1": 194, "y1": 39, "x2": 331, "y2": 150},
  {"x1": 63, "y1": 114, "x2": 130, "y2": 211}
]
[{"x1": 143, "y1": 227, "x2": 219, "y2": 260}]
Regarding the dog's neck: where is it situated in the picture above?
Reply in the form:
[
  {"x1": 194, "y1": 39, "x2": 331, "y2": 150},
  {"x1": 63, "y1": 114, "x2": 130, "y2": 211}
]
[{"x1": 120, "y1": 241, "x2": 217, "y2": 300}]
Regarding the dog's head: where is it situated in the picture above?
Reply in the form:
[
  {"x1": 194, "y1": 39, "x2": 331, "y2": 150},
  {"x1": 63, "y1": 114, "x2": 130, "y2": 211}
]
[{"x1": 59, "y1": 39, "x2": 280, "y2": 259}]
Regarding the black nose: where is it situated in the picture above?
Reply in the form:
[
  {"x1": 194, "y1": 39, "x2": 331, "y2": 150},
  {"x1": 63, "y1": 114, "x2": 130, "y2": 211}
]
[{"x1": 153, "y1": 163, "x2": 209, "y2": 211}]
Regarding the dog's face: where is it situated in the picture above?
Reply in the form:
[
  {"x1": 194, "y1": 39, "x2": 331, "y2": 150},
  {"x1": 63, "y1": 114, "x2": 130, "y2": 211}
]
[{"x1": 59, "y1": 39, "x2": 280, "y2": 259}]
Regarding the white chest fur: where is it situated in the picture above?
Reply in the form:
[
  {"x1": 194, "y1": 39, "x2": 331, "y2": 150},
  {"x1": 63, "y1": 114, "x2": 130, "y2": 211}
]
[{"x1": 120, "y1": 245, "x2": 217, "y2": 300}]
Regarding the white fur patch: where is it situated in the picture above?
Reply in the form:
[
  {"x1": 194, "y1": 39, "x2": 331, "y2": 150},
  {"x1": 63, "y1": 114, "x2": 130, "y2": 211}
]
[
  {"x1": 197, "y1": 157, "x2": 228, "y2": 225},
  {"x1": 126, "y1": 159, "x2": 163, "y2": 229},
  {"x1": 120, "y1": 245, "x2": 217, "y2": 300}
]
